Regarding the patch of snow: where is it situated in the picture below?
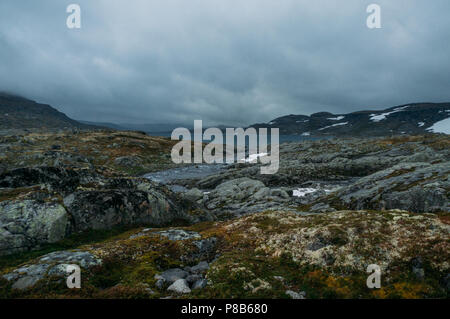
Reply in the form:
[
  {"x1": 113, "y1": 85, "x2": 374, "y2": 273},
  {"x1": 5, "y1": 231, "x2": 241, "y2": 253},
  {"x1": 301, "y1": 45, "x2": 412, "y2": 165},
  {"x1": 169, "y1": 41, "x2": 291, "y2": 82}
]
[
  {"x1": 327, "y1": 116, "x2": 345, "y2": 121},
  {"x1": 418, "y1": 122, "x2": 425, "y2": 127},
  {"x1": 318, "y1": 122, "x2": 348, "y2": 131},
  {"x1": 426, "y1": 117, "x2": 450, "y2": 134},
  {"x1": 240, "y1": 152, "x2": 268, "y2": 163},
  {"x1": 293, "y1": 186, "x2": 340, "y2": 197},
  {"x1": 268, "y1": 121, "x2": 276, "y2": 125},
  {"x1": 296, "y1": 120, "x2": 309, "y2": 123},
  {"x1": 293, "y1": 188, "x2": 317, "y2": 197},
  {"x1": 301, "y1": 132, "x2": 310, "y2": 136},
  {"x1": 369, "y1": 105, "x2": 410, "y2": 122}
]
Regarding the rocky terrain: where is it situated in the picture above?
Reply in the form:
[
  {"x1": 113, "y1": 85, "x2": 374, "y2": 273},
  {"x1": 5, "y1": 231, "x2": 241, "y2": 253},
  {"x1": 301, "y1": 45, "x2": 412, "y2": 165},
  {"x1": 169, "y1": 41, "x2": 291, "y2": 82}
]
[
  {"x1": 0, "y1": 129, "x2": 179, "y2": 176},
  {"x1": 0, "y1": 130, "x2": 448, "y2": 299},
  {"x1": 251, "y1": 103, "x2": 450, "y2": 136}
]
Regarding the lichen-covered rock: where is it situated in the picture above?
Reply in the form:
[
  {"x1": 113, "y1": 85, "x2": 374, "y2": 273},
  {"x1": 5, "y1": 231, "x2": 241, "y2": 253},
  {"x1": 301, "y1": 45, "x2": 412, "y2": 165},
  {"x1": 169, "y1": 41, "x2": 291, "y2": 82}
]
[
  {"x1": 204, "y1": 209, "x2": 449, "y2": 298},
  {"x1": 155, "y1": 229, "x2": 201, "y2": 241},
  {"x1": 155, "y1": 268, "x2": 189, "y2": 285},
  {"x1": 167, "y1": 279, "x2": 191, "y2": 294},
  {"x1": 183, "y1": 188, "x2": 204, "y2": 202},
  {"x1": 189, "y1": 135, "x2": 449, "y2": 189},
  {"x1": 227, "y1": 210, "x2": 450, "y2": 272},
  {"x1": 192, "y1": 279, "x2": 208, "y2": 289},
  {"x1": 198, "y1": 178, "x2": 292, "y2": 218},
  {"x1": 190, "y1": 261, "x2": 209, "y2": 274},
  {"x1": 327, "y1": 162, "x2": 450, "y2": 213},
  {"x1": 0, "y1": 200, "x2": 70, "y2": 256},
  {"x1": 0, "y1": 172, "x2": 210, "y2": 255},
  {"x1": 1, "y1": 208, "x2": 448, "y2": 298},
  {"x1": 0, "y1": 166, "x2": 100, "y2": 194},
  {"x1": 2, "y1": 250, "x2": 101, "y2": 290},
  {"x1": 63, "y1": 188, "x2": 187, "y2": 231}
]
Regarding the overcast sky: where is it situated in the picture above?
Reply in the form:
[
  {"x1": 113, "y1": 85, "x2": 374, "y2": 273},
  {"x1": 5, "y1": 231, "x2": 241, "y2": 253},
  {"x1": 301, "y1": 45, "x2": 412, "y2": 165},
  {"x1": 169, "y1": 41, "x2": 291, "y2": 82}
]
[{"x1": 1, "y1": 0, "x2": 449, "y2": 126}]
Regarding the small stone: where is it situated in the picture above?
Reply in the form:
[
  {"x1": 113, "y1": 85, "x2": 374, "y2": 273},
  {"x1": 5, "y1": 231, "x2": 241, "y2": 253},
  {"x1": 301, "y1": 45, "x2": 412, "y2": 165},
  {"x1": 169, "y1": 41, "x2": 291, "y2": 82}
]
[
  {"x1": 286, "y1": 290, "x2": 306, "y2": 299},
  {"x1": 192, "y1": 279, "x2": 208, "y2": 290},
  {"x1": 167, "y1": 279, "x2": 191, "y2": 294},
  {"x1": 186, "y1": 274, "x2": 203, "y2": 284},
  {"x1": 155, "y1": 278, "x2": 166, "y2": 289},
  {"x1": 154, "y1": 268, "x2": 188, "y2": 284},
  {"x1": 190, "y1": 261, "x2": 209, "y2": 274}
]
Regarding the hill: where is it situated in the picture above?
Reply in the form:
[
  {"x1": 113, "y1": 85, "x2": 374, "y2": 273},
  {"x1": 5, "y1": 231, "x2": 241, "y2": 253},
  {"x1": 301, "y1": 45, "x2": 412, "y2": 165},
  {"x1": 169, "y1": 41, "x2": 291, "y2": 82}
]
[
  {"x1": 0, "y1": 93, "x2": 97, "y2": 130},
  {"x1": 250, "y1": 103, "x2": 450, "y2": 136}
]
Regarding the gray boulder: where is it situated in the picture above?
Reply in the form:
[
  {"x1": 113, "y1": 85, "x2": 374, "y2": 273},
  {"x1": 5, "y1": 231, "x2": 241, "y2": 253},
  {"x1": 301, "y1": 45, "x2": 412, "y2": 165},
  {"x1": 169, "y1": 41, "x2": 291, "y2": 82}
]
[
  {"x1": 183, "y1": 188, "x2": 204, "y2": 202},
  {"x1": 200, "y1": 178, "x2": 292, "y2": 218},
  {"x1": 167, "y1": 279, "x2": 191, "y2": 294},
  {"x1": 329, "y1": 162, "x2": 449, "y2": 213},
  {"x1": 2, "y1": 250, "x2": 101, "y2": 290},
  {"x1": 0, "y1": 200, "x2": 70, "y2": 256},
  {"x1": 63, "y1": 185, "x2": 192, "y2": 232},
  {"x1": 154, "y1": 268, "x2": 189, "y2": 285},
  {"x1": 192, "y1": 279, "x2": 208, "y2": 290},
  {"x1": 190, "y1": 261, "x2": 209, "y2": 274}
]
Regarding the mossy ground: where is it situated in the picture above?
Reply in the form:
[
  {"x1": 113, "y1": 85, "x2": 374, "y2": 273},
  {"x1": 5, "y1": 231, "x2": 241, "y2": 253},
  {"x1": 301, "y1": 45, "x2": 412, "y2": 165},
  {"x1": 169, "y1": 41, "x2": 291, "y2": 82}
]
[
  {"x1": 1, "y1": 133, "x2": 449, "y2": 299},
  {"x1": 1, "y1": 210, "x2": 447, "y2": 299},
  {"x1": 0, "y1": 130, "x2": 179, "y2": 177}
]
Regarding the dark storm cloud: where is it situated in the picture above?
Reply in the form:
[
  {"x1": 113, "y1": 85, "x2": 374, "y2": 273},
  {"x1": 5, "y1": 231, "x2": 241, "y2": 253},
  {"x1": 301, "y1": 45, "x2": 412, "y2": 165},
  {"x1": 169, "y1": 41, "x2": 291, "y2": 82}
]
[{"x1": 1, "y1": 0, "x2": 450, "y2": 126}]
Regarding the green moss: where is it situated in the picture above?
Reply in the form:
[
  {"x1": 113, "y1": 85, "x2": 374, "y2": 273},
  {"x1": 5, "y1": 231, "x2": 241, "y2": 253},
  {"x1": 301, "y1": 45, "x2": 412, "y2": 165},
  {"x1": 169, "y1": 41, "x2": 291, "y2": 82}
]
[{"x1": 88, "y1": 258, "x2": 126, "y2": 289}]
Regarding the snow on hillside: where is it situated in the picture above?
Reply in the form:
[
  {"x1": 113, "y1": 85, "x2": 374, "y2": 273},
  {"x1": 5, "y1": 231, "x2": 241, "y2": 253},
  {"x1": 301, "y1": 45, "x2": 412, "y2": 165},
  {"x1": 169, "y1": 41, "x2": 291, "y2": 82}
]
[
  {"x1": 318, "y1": 122, "x2": 348, "y2": 131},
  {"x1": 369, "y1": 105, "x2": 410, "y2": 122},
  {"x1": 327, "y1": 116, "x2": 345, "y2": 121},
  {"x1": 426, "y1": 117, "x2": 450, "y2": 134}
]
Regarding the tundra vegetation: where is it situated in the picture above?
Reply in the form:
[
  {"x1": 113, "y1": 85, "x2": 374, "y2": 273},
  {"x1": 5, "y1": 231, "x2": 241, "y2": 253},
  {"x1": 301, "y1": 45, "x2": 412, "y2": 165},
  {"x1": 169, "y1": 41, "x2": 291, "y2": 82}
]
[{"x1": 0, "y1": 130, "x2": 448, "y2": 299}]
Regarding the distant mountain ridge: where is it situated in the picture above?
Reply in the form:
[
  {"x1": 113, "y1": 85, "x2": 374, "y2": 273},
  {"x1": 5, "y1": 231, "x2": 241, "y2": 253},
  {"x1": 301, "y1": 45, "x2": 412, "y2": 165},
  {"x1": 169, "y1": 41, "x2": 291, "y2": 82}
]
[
  {"x1": 79, "y1": 121, "x2": 193, "y2": 133},
  {"x1": 2, "y1": 93, "x2": 449, "y2": 136},
  {"x1": 250, "y1": 103, "x2": 450, "y2": 136},
  {"x1": 0, "y1": 93, "x2": 96, "y2": 130}
]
